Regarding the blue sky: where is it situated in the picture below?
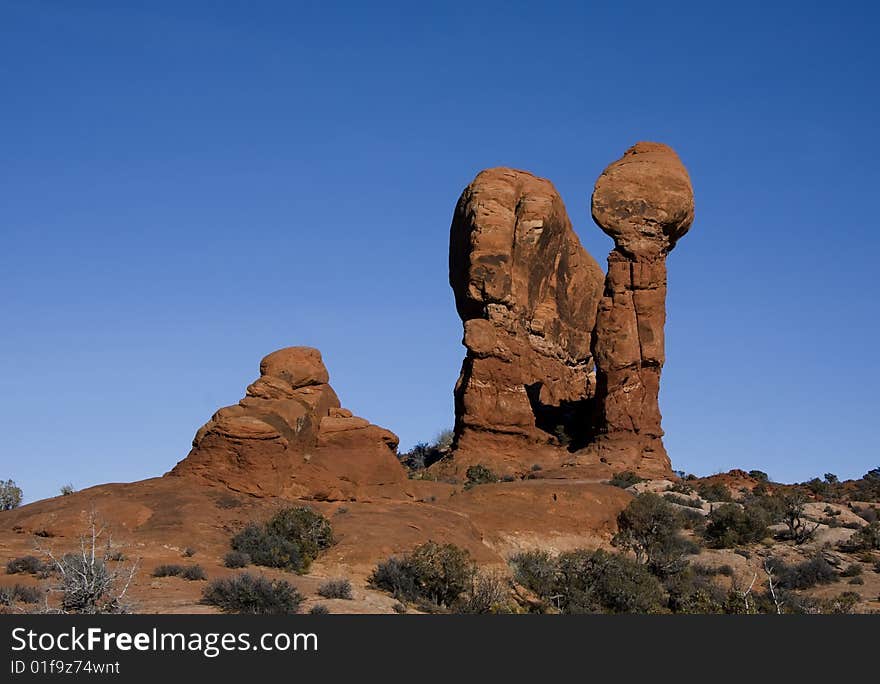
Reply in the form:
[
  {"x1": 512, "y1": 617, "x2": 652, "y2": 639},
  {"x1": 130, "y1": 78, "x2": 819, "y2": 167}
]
[{"x1": 1, "y1": 1, "x2": 878, "y2": 502}]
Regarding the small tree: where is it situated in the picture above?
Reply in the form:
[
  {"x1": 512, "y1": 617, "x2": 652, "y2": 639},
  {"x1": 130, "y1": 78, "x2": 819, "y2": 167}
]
[
  {"x1": 0, "y1": 480, "x2": 23, "y2": 510},
  {"x1": 612, "y1": 493, "x2": 690, "y2": 577},
  {"x1": 779, "y1": 490, "x2": 819, "y2": 544}
]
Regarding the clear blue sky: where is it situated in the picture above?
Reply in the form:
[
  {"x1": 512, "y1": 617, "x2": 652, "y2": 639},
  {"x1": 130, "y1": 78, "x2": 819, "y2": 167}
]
[{"x1": 2, "y1": 1, "x2": 878, "y2": 503}]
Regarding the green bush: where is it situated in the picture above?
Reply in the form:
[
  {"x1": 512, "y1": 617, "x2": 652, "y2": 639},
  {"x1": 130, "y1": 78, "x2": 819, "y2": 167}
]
[
  {"x1": 464, "y1": 464, "x2": 497, "y2": 488},
  {"x1": 509, "y1": 550, "x2": 557, "y2": 597},
  {"x1": 317, "y1": 578, "x2": 352, "y2": 600},
  {"x1": 0, "y1": 479, "x2": 22, "y2": 511},
  {"x1": 704, "y1": 503, "x2": 769, "y2": 547},
  {"x1": 555, "y1": 549, "x2": 666, "y2": 614},
  {"x1": 769, "y1": 555, "x2": 837, "y2": 590},
  {"x1": 697, "y1": 482, "x2": 733, "y2": 502},
  {"x1": 265, "y1": 507, "x2": 334, "y2": 561},
  {"x1": 608, "y1": 471, "x2": 643, "y2": 489},
  {"x1": 612, "y1": 493, "x2": 693, "y2": 577},
  {"x1": 840, "y1": 522, "x2": 880, "y2": 552},
  {"x1": 840, "y1": 563, "x2": 863, "y2": 578},
  {"x1": 369, "y1": 542, "x2": 474, "y2": 608},
  {"x1": 202, "y1": 573, "x2": 303, "y2": 614},
  {"x1": 6, "y1": 556, "x2": 45, "y2": 575},
  {"x1": 229, "y1": 507, "x2": 333, "y2": 574},
  {"x1": 230, "y1": 523, "x2": 304, "y2": 572},
  {"x1": 665, "y1": 568, "x2": 727, "y2": 614},
  {"x1": 153, "y1": 564, "x2": 206, "y2": 581},
  {"x1": 223, "y1": 551, "x2": 250, "y2": 569}
]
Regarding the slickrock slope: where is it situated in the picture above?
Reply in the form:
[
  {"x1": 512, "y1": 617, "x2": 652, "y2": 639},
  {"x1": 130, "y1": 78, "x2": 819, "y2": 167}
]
[
  {"x1": 447, "y1": 168, "x2": 605, "y2": 473},
  {"x1": 588, "y1": 142, "x2": 695, "y2": 474},
  {"x1": 169, "y1": 347, "x2": 407, "y2": 500}
]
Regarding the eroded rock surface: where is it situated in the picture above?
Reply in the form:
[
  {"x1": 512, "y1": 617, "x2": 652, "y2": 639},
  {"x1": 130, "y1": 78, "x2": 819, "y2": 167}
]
[
  {"x1": 169, "y1": 346, "x2": 406, "y2": 499},
  {"x1": 588, "y1": 142, "x2": 694, "y2": 474},
  {"x1": 448, "y1": 168, "x2": 605, "y2": 469}
]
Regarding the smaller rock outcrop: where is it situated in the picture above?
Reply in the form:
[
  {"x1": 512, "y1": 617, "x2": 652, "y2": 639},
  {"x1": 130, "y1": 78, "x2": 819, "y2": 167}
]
[
  {"x1": 588, "y1": 142, "x2": 694, "y2": 474},
  {"x1": 169, "y1": 346, "x2": 406, "y2": 500}
]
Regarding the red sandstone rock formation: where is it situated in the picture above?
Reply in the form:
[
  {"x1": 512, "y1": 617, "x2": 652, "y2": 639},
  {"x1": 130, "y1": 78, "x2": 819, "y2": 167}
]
[
  {"x1": 589, "y1": 142, "x2": 694, "y2": 474},
  {"x1": 447, "y1": 168, "x2": 605, "y2": 471},
  {"x1": 169, "y1": 346, "x2": 406, "y2": 500}
]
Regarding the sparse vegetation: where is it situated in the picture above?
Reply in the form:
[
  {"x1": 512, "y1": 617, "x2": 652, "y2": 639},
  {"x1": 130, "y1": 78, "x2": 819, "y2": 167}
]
[
  {"x1": 202, "y1": 573, "x2": 303, "y2": 614},
  {"x1": 309, "y1": 604, "x2": 329, "y2": 614},
  {"x1": 397, "y1": 429, "x2": 453, "y2": 472},
  {"x1": 6, "y1": 556, "x2": 45, "y2": 575},
  {"x1": 748, "y1": 470, "x2": 769, "y2": 483},
  {"x1": 464, "y1": 464, "x2": 498, "y2": 488},
  {"x1": 697, "y1": 481, "x2": 733, "y2": 502},
  {"x1": 318, "y1": 578, "x2": 353, "y2": 600},
  {"x1": 454, "y1": 571, "x2": 514, "y2": 614},
  {"x1": 840, "y1": 563, "x2": 863, "y2": 578},
  {"x1": 60, "y1": 484, "x2": 75, "y2": 496},
  {"x1": 840, "y1": 521, "x2": 880, "y2": 552},
  {"x1": 369, "y1": 542, "x2": 474, "y2": 608},
  {"x1": 612, "y1": 493, "x2": 694, "y2": 577},
  {"x1": 779, "y1": 490, "x2": 820, "y2": 544},
  {"x1": 182, "y1": 547, "x2": 196, "y2": 558},
  {"x1": 704, "y1": 502, "x2": 769, "y2": 547},
  {"x1": 0, "y1": 584, "x2": 42, "y2": 606},
  {"x1": 223, "y1": 551, "x2": 250, "y2": 569},
  {"x1": 152, "y1": 564, "x2": 206, "y2": 580},
  {"x1": 608, "y1": 471, "x2": 643, "y2": 489},
  {"x1": 768, "y1": 555, "x2": 837, "y2": 590},
  {"x1": 0, "y1": 480, "x2": 23, "y2": 510},
  {"x1": 229, "y1": 507, "x2": 333, "y2": 574},
  {"x1": 43, "y1": 515, "x2": 138, "y2": 614}
]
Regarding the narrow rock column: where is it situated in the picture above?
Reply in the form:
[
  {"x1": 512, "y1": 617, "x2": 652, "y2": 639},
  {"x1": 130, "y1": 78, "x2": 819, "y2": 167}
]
[{"x1": 589, "y1": 142, "x2": 694, "y2": 474}]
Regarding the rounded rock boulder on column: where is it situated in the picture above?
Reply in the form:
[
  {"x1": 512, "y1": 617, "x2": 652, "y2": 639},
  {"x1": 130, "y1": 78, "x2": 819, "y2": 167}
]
[{"x1": 588, "y1": 142, "x2": 695, "y2": 476}]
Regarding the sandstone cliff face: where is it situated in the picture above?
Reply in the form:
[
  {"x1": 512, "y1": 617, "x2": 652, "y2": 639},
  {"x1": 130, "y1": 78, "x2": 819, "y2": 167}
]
[
  {"x1": 169, "y1": 347, "x2": 407, "y2": 500},
  {"x1": 589, "y1": 142, "x2": 695, "y2": 474},
  {"x1": 448, "y1": 168, "x2": 605, "y2": 467}
]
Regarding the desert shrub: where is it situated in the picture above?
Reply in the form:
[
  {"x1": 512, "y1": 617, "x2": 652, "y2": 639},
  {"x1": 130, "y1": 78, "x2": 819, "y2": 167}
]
[
  {"x1": 318, "y1": 578, "x2": 352, "y2": 600},
  {"x1": 840, "y1": 563, "x2": 863, "y2": 578},
  {"x1": 6, "y1": 556, "x2": 44, "y2": 575},
  {"x1": 509, "y1": 550, "x2": 557, "y2": 598},
  {"x1": 230, "y1": 523, "x2": 306, "y2": 573},
  {"x1": 309, "y1": 604, "x2": 329, "y2": 614},
  {"x1": 839, "y1": 521, "x2": 880, "y2": 552},
  {"x1": 531, "y1": 464, "x2": 543, "y2": 472},
  {"x1": 464, "y1": 464, "x2": 497, "y2": 488},
  {"x1": 0, "y1": 584, "x2": 42, "y2": 605},
  {"x1": 874, "y1": 559, "x2": 880, "y2": 573},
  {"x1": 202, "y1": 573, "x2": 303, "y2": 615},
  {"x1": 748, "y1": 470, "x2": 769, "y2": 483},
  {"x1": 854, "y1": 467, "x2": 880, "y2": 501},
  {"x1": 223, "y1": 551, "x2": 250, "y2": 569},
  {"x1": 455, "y1": 571, "x2": 514, "y2": 614},
  {"x1": 608, "y1": 471, "x2": 643, "y2": 489},
  {"x1": 612, "y1": 493, "x2": 692, "y2": 577},
  {"x1": 500, "y1": 474, "x2": 516, "y2": 482},
  {"x1": 554, "y1": 549, "x2": 666, "y2": 614},
  {"x1": 369, "y1": 557, "x2": 419, "y2": 602},
  {"x1": 0, "y1": 480, "x2": 22, "y2": 510},
  {"x1": 848, "y1": 576, "x2": 864, "y2": 585},
  {"x1": 181, "y1": 565, "x2": 206, "y2": 581},
  {"x1": 392, "y1": 602, "x2": 406, "y2": 614},
  {"x1": 769, "y1": 555, "x2": 837, "y2": 590},
  {"x1": 369, "y1": 542, "x2": 474, "y2": 607},
  {"x1": 398, "y1": 431, "x2": 451, "y2": 472},
  {"x1": 214, "y1": 493, "x2": 243, "y2": 509},
  {"x1": 677, "y1": 508, "x2": 707, "y2": 532},
  {"x1": 704, "y1": 503, "x2": 769, "y2": 547},
  {"x1": 852, "y1": 505, "x2": 878, "y2": 524},
  {"x1": 182, "y1": 547, "x2": 196, "y2": 558},
  {"x1": 692, "y1": 563, "x2": 734, "y2": 577},
  {"x1": 153, "y1": 564, "x2": 205, "y2": 581},
  {"x1": 60, "y1": 484, "x2": 75, "y2": 496},
  {"x1": 265, "y1": 507, "x2": 334, "y2": 561},
  {"x1": 665, "y1": 568, "x2": 727, "y2": 614},
  {"x1": 697, "y1": 482, "x2": 733, "y2": 502}
]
